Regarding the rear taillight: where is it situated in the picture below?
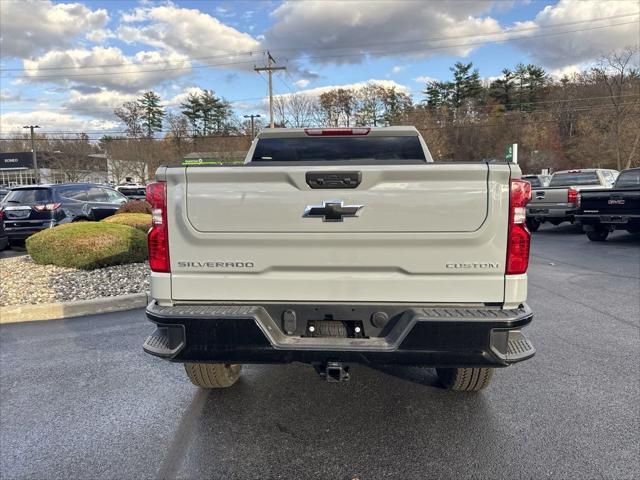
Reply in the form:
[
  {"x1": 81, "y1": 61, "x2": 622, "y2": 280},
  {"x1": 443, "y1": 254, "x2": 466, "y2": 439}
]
[
  {"x1": 304, "y1": 128, "x2": 370, "y2": 136},
  {"x1": 146, "y1": 181, "x2": 170, "y2": 273},
  {"x1": 567, "y1": 187, "x2": 578, "y2": 205},
  {"x1": 0, "y1": 209, "x2": 4, "y2": 220},
  {"x1": 506, "y1": 179, "x2": 532, "y2": 275},
  {"x1": 33, "y1": 203, "x2": 61, "y2": 212}
]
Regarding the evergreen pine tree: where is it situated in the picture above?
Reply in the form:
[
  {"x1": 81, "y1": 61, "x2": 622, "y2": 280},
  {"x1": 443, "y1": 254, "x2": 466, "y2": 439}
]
[{"x1": 137, "y1": 91, "x2": 164, "y2": 138}]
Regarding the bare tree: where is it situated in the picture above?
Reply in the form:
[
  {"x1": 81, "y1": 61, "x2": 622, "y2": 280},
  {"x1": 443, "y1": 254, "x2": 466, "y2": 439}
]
[
  {"x1": 114, "y1": 101, "x2": 144, "y2": 137},
  {"x1": 592, "y1": 47, "x2": 640, "y2": 170},
  {"x1": 165, "y1": 112, "x2": 190, "y2": 154}
]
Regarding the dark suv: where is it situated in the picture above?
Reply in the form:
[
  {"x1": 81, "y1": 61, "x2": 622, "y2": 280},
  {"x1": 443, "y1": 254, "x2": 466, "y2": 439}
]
[{"x1": 0, "y1": 183, "x2": 128, "y2": 244}]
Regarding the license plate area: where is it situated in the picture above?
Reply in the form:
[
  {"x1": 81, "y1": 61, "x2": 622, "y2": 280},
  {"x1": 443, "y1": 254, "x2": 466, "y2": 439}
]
[
  {"x1": 5, "y1": 208, "x2": 31, "y2": 219},
  {"x1": 602, "y1": 216, "x2": 628, "y2": 223},
  {"x1": 529, "y1": 208, "x2": 549, "y2": 214},
  {"x1": 305, "y1": 319, "x2": 366, "y2": 339}
]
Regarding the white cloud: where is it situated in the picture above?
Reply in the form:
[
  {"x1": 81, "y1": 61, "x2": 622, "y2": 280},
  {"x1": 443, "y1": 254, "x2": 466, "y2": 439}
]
[
  {"x1": 280, "y1": 79, "x2": 411, "y2": 99},
  {"x1": 85, "y1": 29, "x2": 117, "y2": 43},
  {"x1": 548, "y1": 64, "x2": 588, "y2": 80},
  {"x1": 0, "y1": 0, "x2": 108, "y2": 58},
  {"x1": 294, "y1": 79, "x2": 310, "y2": 88},
  {"x1": 509, "y1": 0, "x2": 640, "y2": 68},
  {"x1": 61, "y1": 89, "x2": 137, "y2": 119},
  {"x1": 264, "y1": 0, "x2": 503, "y2": 64},
  {"x1": 0, "y1": 90, "x2": 23, "y2": 102},
  {"x1": 413, "y1": 76, "x2": 437, "y2": 84},
  {"x1": 163, "y1": 87, "x2": 207, "y2": 108},
  {"x1": 234, "y1": 79, "x2": 411, "y2": 115},
  {"x1": 391, "y1": 65, "x2": 406, "y2": 75},
  {"x1": 117, "y1": 4, "x2": 260, "y2": 65},
  {"x1": 120, "y1": 7, "x2": 147, "y2": 23},
  {"x1": 0, "y1": 110, "x2": 118, "y2": 134},
  {"x1": 22, "y1": 47, "x2": 192, "y2": 92}
]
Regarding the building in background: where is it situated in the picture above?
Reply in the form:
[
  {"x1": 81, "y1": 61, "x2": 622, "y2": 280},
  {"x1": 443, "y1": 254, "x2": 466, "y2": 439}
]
[{"x1": 0, "y1": 151, "x2": 108, "y2": 186}]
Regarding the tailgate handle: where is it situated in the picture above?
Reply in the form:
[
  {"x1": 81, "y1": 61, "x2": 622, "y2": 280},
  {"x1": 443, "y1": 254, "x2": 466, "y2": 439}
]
[{"x1": 306, "y1": 171, "x2": 361, "y2": 189}]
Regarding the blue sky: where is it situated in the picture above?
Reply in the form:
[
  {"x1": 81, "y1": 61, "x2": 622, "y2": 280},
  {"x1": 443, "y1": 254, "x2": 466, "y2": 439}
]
[{"x1": 1, "y1": 0, "x2": 638, "y2": 134}]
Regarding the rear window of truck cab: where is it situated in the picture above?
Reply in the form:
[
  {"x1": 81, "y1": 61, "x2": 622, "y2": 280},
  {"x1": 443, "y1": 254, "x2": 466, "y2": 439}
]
[
  {"x1": 549, "y1": 172, "x2": 599, "y2": 187},
  {"x1": 614, "y1": 170, "x2": 640, "y2": 188},
  {"x1": 251, "y1": 136, "x2": 426, "y2": 163},
  {"x1": 523, "y1": 176, "x2": 542, "y2": 187}
]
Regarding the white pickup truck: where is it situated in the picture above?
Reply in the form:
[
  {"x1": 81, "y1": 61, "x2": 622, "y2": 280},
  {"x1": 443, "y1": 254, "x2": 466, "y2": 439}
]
[{"x1": 143, "y1": 127, "x2": 535, "y2": 391}]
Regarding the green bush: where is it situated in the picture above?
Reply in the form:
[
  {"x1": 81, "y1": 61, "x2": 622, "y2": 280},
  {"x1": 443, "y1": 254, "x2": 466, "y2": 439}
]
[
  {"x1": 102, "y1": 213, "x2": 151, "y2": 232},
  {"x1": 117, "y1": 200, "x2": 151, "y2": 214},
  {"x1": 27, "y1": 222, "x2": 148, "y2": 270}
]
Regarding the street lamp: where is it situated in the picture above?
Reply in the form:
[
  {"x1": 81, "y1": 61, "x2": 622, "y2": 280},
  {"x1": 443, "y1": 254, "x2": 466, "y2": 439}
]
[
  {"x1": 243, "y1": 114, "x2": 261, "y2": 139},
  {"x1": 23, "y1": 125, "x2": 40, "y2": 184}
]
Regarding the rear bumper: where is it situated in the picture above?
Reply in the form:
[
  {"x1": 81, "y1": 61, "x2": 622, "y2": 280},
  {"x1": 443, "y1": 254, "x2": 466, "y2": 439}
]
[
  {"x1": 526, "y1": 206, "x2": 576, "y2": 219},
  {"x1": 4, "y1": 221, "x2": 56, "y2": 240},
  {"x1": 144, "y1": 302, "x2": 535, "y2": 368}
]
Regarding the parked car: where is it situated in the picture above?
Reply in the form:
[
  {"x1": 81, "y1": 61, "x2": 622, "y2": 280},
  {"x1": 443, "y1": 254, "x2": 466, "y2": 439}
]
[
  {"x1": 575, "y1": 167, "x2": 640, "y2": 241},
  {"x1": 522, "y1": 174, "x2": 551, "y2": 188},
  {"x1": 525, "y1": 168, "x2": 618, "y2": 231},
  {"x1": 0, "y1": 183, "x2": 128, "y2": 244},
  {"x1": 115, "y1": 184, "x2": 147, "y2": 201},
  {"x1": 143, "y1": 126, "x2": 535, "y2": 392}
]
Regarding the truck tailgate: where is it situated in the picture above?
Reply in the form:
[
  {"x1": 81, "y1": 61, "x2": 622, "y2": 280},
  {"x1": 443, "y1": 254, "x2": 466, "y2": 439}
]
[
  {"x1": 166, "y1": 163, "x2": 512, "y2": 304},
  {"x1": 581, "y1": 189, "x2": 640, "y2": 215}
]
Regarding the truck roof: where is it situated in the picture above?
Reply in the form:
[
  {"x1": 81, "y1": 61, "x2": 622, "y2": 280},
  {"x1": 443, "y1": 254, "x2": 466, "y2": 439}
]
[
  {"x1": 553, "y1": 168, "x2": 617, "y2": 174},
  {"x1": 256, "y1": 126, "x2": 420, "y2": 138}
]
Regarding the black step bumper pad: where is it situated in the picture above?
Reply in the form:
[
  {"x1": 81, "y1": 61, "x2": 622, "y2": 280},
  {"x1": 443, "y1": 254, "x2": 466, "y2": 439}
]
[{"x1": 144, "y1": 303, "x2": 534, "y2": 367}]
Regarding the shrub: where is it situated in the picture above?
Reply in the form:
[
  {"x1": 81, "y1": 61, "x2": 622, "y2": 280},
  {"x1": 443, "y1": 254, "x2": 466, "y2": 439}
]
[
  {"x1": 27, "y1": 222, "x2": 148, "y2": 270},
  {"x1": 117, "y1": 200, "x2": 151, "y2": 214},
  {"x1": 102, "y1": 213, "x2": 151, "y2": 232}
]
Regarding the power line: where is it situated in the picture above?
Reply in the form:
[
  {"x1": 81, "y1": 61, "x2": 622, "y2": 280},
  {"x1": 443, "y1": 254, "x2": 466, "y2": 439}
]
[
  {"x1": 2, "y1": 51, "x2": 266, "y2": 72},
  {"x1": 6, "y1": 93, "x2": 639, "y2": 115},
  {"x1": 2, "y1": 12, "x2": 636, "y2": 74},
  {"x1": 272, "y1": 12, "x2": 640, "y2": 55},
  {"x1": 4, "y1": 95, "x2": 270, "y2": 113},
  {"x1": 301, "y1": 20, "x2": 640, "y2": 64},
  {"x1": 3, "y1": 16, "x2": 637, "y2": 79},
  {"x1": 1, "y1": 58, "x2": 259, "y2": 79}
]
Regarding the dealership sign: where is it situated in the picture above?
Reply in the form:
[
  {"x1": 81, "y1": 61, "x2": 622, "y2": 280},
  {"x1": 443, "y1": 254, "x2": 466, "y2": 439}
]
[{"x1": 0, "y1": 152, "x2": 33, "y2": 170}]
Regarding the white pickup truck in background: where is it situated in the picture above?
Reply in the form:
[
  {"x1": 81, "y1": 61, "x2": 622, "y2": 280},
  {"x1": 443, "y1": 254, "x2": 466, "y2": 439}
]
[{"x1": 143, "y1": 127, "x2": 535, "y2": 391}]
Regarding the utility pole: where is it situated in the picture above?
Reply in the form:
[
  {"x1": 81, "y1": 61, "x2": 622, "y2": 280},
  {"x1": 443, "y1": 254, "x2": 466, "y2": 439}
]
[
  {"x1": 243, "y1": 114, "x2": 261, "y2": 138},
  {"x1": 254, "y1": 51, "x2": 286, "y2": 128},
  {"x1": 23, "y1": 125, "x2": 40, "y2": 184}
]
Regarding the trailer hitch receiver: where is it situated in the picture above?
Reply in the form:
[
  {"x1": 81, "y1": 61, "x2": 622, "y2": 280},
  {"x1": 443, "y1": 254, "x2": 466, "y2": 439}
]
[{"x1": 314, "y1": 361, "x2": 350, "y2": 382}]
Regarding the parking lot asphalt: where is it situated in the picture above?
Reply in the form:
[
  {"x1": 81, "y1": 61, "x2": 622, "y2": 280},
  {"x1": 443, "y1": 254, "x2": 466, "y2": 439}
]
[{"x1": 1, "y1": 224, "x2": 638, "y2": 480}]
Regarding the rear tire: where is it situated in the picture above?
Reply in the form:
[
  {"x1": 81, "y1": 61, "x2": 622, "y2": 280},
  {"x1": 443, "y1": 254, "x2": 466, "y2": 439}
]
[
  {"x1": 436, "y1": 367, "x2": 495, "y2": 391},
  {"x1": 184, "y1": 363, "x2": 242, "y2": 388},
  {"x1": 586, "y1": 229, "x2": 609, "y2": 242},
  {"x1": 526, "y1": 218, "x2": 540, "y2": 232}
]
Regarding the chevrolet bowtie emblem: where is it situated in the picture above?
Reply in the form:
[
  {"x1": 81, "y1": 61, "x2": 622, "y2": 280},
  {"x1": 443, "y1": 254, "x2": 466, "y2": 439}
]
[{"x1": 303, "y1": 200, "x2": 363, "y2": 222}]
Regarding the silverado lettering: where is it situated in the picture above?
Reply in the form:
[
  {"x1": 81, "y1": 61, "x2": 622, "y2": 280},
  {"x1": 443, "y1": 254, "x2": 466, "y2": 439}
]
[{"x1": 178, "y1": 261, "x2": 254, "y2": 268}]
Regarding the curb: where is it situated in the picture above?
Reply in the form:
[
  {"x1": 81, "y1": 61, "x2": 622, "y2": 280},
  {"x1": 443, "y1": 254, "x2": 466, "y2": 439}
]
[{"x1": 0, "y1": 293, "x2": 148, "y2": 324}]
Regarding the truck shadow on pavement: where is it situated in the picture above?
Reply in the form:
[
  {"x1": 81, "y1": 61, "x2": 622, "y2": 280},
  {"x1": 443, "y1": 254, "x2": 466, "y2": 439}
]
[{"x1": 156, "y1": 363, "x2": 496, "y2": 479}]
